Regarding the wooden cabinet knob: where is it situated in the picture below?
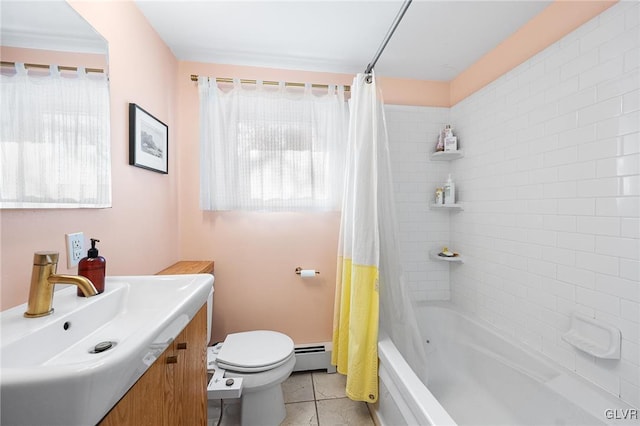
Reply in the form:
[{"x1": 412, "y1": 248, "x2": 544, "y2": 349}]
[
  {"x1": 177, "y1": 342, "x2": 187, "y2": 350},
  {"x1": 166, "y1": 356, "x2": 178, "y2": 364}
]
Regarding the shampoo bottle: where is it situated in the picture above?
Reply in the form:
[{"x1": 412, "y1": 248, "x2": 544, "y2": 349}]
[
  {"x1": 444, "y1": 174, "x2": 456, "y2": 205},
  {"x1": 78, "y1": 238, "x2": 106, "y2": 295}
]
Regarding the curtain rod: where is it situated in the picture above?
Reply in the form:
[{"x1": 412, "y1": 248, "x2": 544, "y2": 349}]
[
  {"x1": 364, "y1": 0, "x2": 413, "y2": 74},
  {"x1": 0, "y1": 61, "x2": 104, "y2": 74},
  {"x1": 190, "y1": 75, "x2": 350, "y2": 92}
]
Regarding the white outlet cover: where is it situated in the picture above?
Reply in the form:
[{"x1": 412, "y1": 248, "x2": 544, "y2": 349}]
[{"x1": 65, "y1": 232, "x2": 84, "y2": 268}]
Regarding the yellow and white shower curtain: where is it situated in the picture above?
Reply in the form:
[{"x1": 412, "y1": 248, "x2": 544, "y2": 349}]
[{"x1": 332, "y1": 73, "x2": 383, "y2": 403}]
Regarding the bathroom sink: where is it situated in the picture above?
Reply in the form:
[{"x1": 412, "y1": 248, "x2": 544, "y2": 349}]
[{"x1": 0, "y1": 273, "x2": 213, "y2": 426}]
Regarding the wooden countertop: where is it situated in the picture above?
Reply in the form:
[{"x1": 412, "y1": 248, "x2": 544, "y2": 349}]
[{"x1": 156, "y1": 260, "x2": 214, "y2": 275}]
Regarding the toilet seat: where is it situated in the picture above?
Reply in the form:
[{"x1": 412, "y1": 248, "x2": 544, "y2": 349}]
[{"x1": 216, "y1": 330, "x2": 294, "y2": 373}]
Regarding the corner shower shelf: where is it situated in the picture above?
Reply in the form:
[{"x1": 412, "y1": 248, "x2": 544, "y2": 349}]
[
  {"x1": 430, "y1": 150, "x2": 464, "y2": 161},
  {"x1": 561, "y1": 313, "x2": 621, "y2": 359},
  {"x1": 430, "y1": 251, "x2": 464, "y2": 263},
  {"x1": 430, "y1": 203, "x2": 463, "y2": 211}
]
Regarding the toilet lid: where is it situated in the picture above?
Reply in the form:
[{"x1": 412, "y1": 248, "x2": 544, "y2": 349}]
[{"x1": 216, "y1": 330, "x2": 294, "y2": 372}]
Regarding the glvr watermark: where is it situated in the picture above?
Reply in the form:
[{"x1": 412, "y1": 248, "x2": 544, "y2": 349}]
[{"x1": 605, "y1": 409, "x2": 638, "y2": 420}]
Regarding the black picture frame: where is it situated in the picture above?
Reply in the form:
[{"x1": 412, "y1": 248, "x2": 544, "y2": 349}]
[{"x1": 129, "y1": 103, "x2": 168, "y2": 174}]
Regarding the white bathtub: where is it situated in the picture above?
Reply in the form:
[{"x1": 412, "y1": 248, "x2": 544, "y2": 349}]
[{"x1": 373, "y1": 302, "x2": 638, "y2": 426}]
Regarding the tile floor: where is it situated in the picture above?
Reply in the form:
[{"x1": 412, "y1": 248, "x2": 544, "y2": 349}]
[{"x1": 207, "y1": 371, "x2": 376, "y2": 426}]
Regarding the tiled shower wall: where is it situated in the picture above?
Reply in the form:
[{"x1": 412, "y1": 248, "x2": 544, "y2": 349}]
[
  {"x1": 385, "y1": 105, "x2": 451, "y2": 301},
  {"x1": 387, "y1": 1, "x2": 639, "y2": 408}
]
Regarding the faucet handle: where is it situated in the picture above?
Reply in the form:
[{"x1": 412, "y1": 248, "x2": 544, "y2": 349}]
[{"x1": 33, "y1": 251, "x2": 59, "y2": 265}]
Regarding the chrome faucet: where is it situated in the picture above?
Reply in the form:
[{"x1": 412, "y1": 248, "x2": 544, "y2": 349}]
[{"x1": 24, "y1": 251, "x2": 98, "y2": 318}]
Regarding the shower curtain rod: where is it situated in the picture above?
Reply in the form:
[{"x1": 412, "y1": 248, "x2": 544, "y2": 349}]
[
  {"x1": 364, "y1": 0, "x2": 413, "y2": 74},
  {"x1": 190, "y1": 75, "x2": 351, "y2": 92},
  {"x1": 0, "y1": 61, "x2": 104, "y2": 74}
]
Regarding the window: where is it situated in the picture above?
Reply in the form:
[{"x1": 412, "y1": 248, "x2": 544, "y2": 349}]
[
  {"x1": 0, "y1": 64, "x2": 111, "y2": 208},
  {"x1": 198, "y1": 78, "x2": 347, "y2": 211}
]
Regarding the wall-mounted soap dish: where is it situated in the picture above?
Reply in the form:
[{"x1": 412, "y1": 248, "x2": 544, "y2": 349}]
[{"x1": 562, "y1": 313, "x2": 621, "y2": 359}]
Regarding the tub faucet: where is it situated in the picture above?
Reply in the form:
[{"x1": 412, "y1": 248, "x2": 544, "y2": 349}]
[{"x1": 24, "y1": 251, "x2": 98, "y2": 318}]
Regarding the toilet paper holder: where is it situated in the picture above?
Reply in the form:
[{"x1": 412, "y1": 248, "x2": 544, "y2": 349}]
[{"x1": 295, "y1": 267, "x2": 320, "y2": 275}]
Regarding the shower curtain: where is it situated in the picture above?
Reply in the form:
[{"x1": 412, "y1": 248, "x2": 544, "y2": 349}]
[{"x1": 332, "y1": 72, "x2": 427, "y2": 403}]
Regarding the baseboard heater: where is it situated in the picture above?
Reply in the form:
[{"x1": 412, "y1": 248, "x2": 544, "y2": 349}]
[{"x1": 293, "y1": 342, "x2": 336, "y2": 373}]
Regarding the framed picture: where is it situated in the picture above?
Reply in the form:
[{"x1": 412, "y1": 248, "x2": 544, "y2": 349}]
[{"x1": 129, "y1": 103, "x2": 168, "y2": 174}]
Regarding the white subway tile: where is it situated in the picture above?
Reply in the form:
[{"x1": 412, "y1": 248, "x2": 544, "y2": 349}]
[
  {"x1": 596, "y1": 153, "x2": 640, "y2": 177},
  {"x1": 558, "y1": 124, "x2": 598, "y2": 149},
  {"x1": 576, "y1": 252, "x2": 620, "y2": 276},
  {"x1": 577, "y1": 216, "x2": 621, "y2": 236},
  {"x1": 528, "y1": 258, "x2": 558, "y2": 279},
  {"x1": 557, "y1": 233, "x2": 596, "y2": 252},
  {"x1": 577, "y1": 96, "x2": 623, "y2": 127},
  {"x1": 542, "y1": 247, "x2": 577, "y2": 267},
  {"x1": 580, "y1": 9, "x2": 626, "y2": 53},
  {"x1": 596, "y1": 111, "x2": 640, "y2": 139},
  {"x1": 530, "y1": 135, "x2": 559, "y2": 155},
  {"x1": 560, "y1": 49, "x2": 599, "y2": 81},
  {"x1": 559, "y1": 87, "x2": 597, "y2": 115},
  {"x1": 575, "y1": 352, "x2": 621, "y2": 396},
  {"x1": 620, "y1": 258, "x2": 640, "y2": 281},
  {"x1": 580, "y1": 57, "x2": 625, "y2": 90},
  {"x1": 545, "y1": 113, "x2": 579, "y2": 136},
  {"x1": 622, "y1": 175, "x2": 640, "y2": 196},
  {"x1": 624, "y1": 46, "x2": 639, "y2": 73},
  {"x1": 599, "y1": 27, "x2": 639, "y2": 64},
  {"x1": 544, "y1": 215, "x2": 577, "y2": 232},
  {"x1": 623, "y1": 89, "x2": 639, "y2": 114},
  {"x1": 544, "y1": 181, "x2": 578, "y2": 198},
  {"x1": 545, "y1": 40, "x2": 580, "y2": 71},
  {"x1": 558, "y1": 198, "x2": 596, "y2": 215},
  {"x1": 622, "y1": 132, "x2": 639, "y2": 155},
  {"x1": 596, "y1": 273, "x2": 640, "y2": 302},
  {"x1": 544, "y1": 146, "x2": 579, "y2": 167},
  {"x1": 577, "y1": 177, "x2": 626, "y2": 197},
  {"x1": 557, "y1": 265, "x2": 596, "y2": 289},
  {"x1": 597, "y1": 70, "x2": 640, "y2": 102},
  {"x1": 576, "y1": 287, "x2": 620, "y2": 315},
  {"x1": 558, "y1": 161, "x2": 597, "y2": 181},
  {"x1": 595, "y1": 196, "x2": 640, "y2": 217},
  {"x1": 578, "y1": 137, "x2": 623, "y2": 161},
  {"x1": 621, "y1": 299, "x2": 640, "y2": 323},
  {"x1": 621, "y1": 218, "x2": 640, "y2": 238}
]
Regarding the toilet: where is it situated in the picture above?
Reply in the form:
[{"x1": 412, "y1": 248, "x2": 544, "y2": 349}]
[{"x1": 205, "y1": 287, "x2": 295, "y2": 426}]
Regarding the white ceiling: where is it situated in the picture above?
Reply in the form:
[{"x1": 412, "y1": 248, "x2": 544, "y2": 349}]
[{"x1": 134, "y1": 0, "x2": 551, "y2": 81}]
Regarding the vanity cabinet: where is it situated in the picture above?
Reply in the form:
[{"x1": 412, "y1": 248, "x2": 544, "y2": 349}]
[
  {"x1": 99, "y1": 261, "x2": 214, "y2": 425},
  {"x1": 99, "y1": 305, "x2": 208, "y2": 426}
]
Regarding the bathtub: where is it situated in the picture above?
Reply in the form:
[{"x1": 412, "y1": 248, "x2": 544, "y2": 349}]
[{"x1": 373, "y1": 302, "x2": 637, "y2": 426}]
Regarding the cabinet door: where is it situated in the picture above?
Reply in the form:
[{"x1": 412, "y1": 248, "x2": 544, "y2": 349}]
[
  {"x1": 99, "y1": 348, "x2": 170, "y2": 426},
  {"x1": 99, "y1": 305, "x2": 207, "y2": 426},
  {"x1": 173, "y1": 305, "x2": 208, "y2": 425}
]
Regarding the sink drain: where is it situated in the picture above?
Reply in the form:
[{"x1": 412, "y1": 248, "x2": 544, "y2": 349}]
[{"x1": 90, "y1": 341, "x2": 116, "y2": 354}]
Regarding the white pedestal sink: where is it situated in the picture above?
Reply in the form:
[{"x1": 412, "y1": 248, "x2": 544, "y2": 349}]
[{"x1": 1, "y1": 273, "x2": 213, "y2": 426}]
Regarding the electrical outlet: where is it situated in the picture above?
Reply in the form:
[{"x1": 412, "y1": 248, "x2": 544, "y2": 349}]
[{"x1": 65, "y1": 232, "x2": 84, "y2": 268}]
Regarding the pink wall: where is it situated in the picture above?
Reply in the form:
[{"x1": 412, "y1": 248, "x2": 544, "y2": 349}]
[{"x1": 0, "y1": 1, "x2": 180, "y2": 310}]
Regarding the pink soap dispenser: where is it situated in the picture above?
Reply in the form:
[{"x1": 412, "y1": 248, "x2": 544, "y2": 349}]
[{"x1": 77, "y1": 238, "x2": 106, "y2": 296}]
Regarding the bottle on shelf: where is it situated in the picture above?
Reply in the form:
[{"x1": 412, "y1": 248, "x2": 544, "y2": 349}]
[{"x1": 444, "y1": 174, "x2": 456, "y2": 205}]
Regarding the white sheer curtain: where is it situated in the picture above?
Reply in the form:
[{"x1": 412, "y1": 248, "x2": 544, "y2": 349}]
[
  {"x1": 0, "y1": 63, "x2": 111, "y2": 208},
  {"x1": 198, "y1": 77, "x2": 348, "y2": 211}
]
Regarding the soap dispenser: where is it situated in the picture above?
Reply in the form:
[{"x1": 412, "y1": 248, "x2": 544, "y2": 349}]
[{"x1": 78, "y1": 238, "x2": 106, "y2": 295}]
